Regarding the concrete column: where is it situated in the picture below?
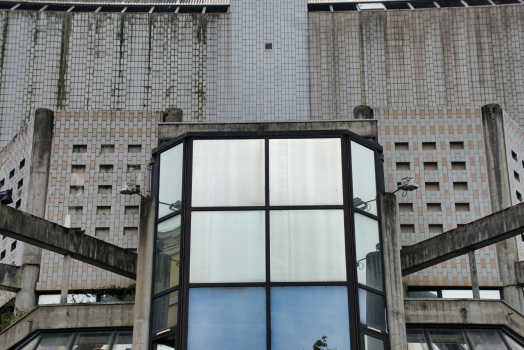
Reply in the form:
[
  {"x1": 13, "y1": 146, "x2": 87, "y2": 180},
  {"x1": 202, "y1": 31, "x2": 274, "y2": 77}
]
[
  {"x1": 132, "y1": 196, "x2": 157, "y2": 350},
  {"x1": 468, "y1": 250, "x2": 480, "y2": 299},
  {"x1": 380, "y1": 193, "x2": 407, "y2": 350},
  {"x1": 60, "y1": 254, "x2": 71, "y2": 304},
  {"x1": 16, "y1": 108, "x2": 54, "y2": 311},
  {"x1": 353, "y1": 105, "x2": 374, "y2": 119},
  {"x1": 482, "y1": 103, "x2": 524, "y2": 313}
]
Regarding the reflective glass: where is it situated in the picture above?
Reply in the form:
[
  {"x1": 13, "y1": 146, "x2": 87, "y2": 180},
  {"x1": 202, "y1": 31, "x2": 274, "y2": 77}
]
[
  {"x1": 466, "y1": 330, "x2": 508, "y2": 350},
  {"x1": 38, "y1": 294, "x2": 60, "y2": 305},
  {"x1": 16, "y1": 335, "x2": 41, "y2": 350},
  {"x1": 479, "y1": 290, "x2": 501, "y2": 300},
  {"x1": 269, "y1": 138, "x2": 343, "y2": 205},
  {"x1": 71, "y1": 332, "x2": 113, "y2": 350},
  {"x1": 365, "y1": 335, "x2": 385, "y2": 350},
  {"x1": 190, "y1": 211, "x2": 265, "y2": 283},
  {"x1": 154, "y1": 215, "x2": 181, "y2": 293},
  {"x1": 112, "y1": 331, "x2": 133, "y2": 350},
  {"x1": 188, "y1": 287, "x2": 266, "y2": 350},
  {"x1": 408, "y1": 329, "x2": 430, "y2": 350},
  {"x1": 428, "y1": 329, "x2": 470, "y2": 350},
  {"x1": 151, "y1": 291, "x2": 179, "y2": 334},
  {"x1": 358, "y1": 288, "x2": 387, "y2": 332},
  {"x1": 354, "y1": 213, "x2": 383, "y2": 291},
  {"x1": 503, "y1": 334, "x2": 524, "y2": 350},
  {"x1": 408, "y1": 291, "x2": 438, "y2": 298},
  {"x1": 271, "y1": 286, "x2": 350, "y2": 350},
  {"x1": 192, "y1": 139, "x2": 265, "y2": 207},
  {"x1": 270, "y1": 210, "x2": 346, "y2": 282},
  {"x1": 159, "y1": 143, "x2": 183, "y2": 219},
  {"x1": 36, "y1": 333, "x2": 75, "y2": 350},
  {"x1": 442, "y1": 290, "x2": 473, "y2": 299},
  {"x1": 351, "y1": 141, "x2": 378, "y2": 215}
]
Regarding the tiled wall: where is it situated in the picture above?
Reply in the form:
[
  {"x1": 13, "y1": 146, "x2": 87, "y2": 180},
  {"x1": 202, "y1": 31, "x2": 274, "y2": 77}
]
[
  {"x1": 378, "y1": 107, "x2": 498, "y2": 287},
  {"x1": 502, "y1": 110, "x2": 524, "y2": 261},
  {"x1": 37, "y1": 110, "x2": 159, "y2": 291},
  {"x1": 0, "y1": 5, "x2": 524, "y2": 146}
]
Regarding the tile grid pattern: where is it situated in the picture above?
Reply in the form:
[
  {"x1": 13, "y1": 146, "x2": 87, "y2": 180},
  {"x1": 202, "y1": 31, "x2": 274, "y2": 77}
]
[
  {"x1": 37, "y1": 110, "x2": 159, "y2": 291},
  {"x1": 378, "y1": 106, "x2": 498, "y2": 287},
  {"x1": 0, "y1": 6, "x2": 524, "y2": 145}
]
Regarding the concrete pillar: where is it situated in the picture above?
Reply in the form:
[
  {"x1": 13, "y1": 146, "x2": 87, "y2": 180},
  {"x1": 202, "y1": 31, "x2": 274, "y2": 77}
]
[
  {"x1": 163, "y1": 107, "x2": 183, "y2": 122},
  {"x1": 353, "y1": 105, "x2": 374, "y2": 119},
  {"x1": 60, "y1": 254, "x2": 71, "y2": 304},
  {"x1": 16, "y1": 108, "x2": 54, "y2": 311},
  {"x1": 468, "y1": 250, "x2": 480, "y2": 299},
  {"x1": 132, "y1": 196, "x2": 157, "y2": 350},
  {"x1": 380, "y1": 193, "x2": 407, "y2": 350},
  {"x1": 481, "y1": 103, "x2": 524, "y2": 313}
]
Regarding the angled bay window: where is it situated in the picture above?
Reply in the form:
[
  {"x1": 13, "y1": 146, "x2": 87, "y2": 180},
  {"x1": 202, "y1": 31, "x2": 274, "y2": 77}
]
[{"x1": 151, "y1": 131, "x2": 386, "y2": 350}]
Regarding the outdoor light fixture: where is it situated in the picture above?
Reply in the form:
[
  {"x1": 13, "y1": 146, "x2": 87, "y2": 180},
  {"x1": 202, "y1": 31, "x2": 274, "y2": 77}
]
[
  {"x1": 0, "y1": 189, "x2": 13, "y2": 205},
  {"x1": 120, "y1": 182, "x2": 180, "y2": 212},
  {"x1": 392, "y1": 177, "x2": 421, "y2": 196}
]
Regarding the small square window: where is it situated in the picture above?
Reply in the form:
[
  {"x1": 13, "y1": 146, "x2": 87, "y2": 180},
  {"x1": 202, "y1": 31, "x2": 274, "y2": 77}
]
[
  {"x1": 265, "y1": 43, "x2": 272, "y2": 50},
  {"x1": 512, "y1": 151, "x2": 518, "y2": 162},
  {"x1": 17, "y1": 179, "x2": 23, "y2": 189},
  {"x1": 517, "y1": 191, "x2": 522, "y2": 202},
  {"x1": 15, "y1": 199, "x2": 21, "y2": 209},
  {"x1": 0, "y1": 179, "x2": 4, "y2": 189},
  {"x1": 9, "y1": 169, "x2": 15, "y2": 179},
  {"x1": 515, "y1": 171, "x2": 520, "y2": 182},
  {"x1": 10, "y1": 241, "x2": 16, "y2": 251},
  {"x1": 19, "y1": 159, "x2": 25, "y2": 169},
  {"x1": 0, "y1": 250, "x2": 5, "y2": 260}
]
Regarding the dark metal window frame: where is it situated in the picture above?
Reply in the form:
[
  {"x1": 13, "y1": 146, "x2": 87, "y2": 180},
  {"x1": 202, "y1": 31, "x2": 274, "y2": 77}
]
[
  {"x1": 407, "y1": 325, "x2": 524, "y2": 350},
  {"x1": 150, "y1": 130, "x2": 387, "y2": 350}
]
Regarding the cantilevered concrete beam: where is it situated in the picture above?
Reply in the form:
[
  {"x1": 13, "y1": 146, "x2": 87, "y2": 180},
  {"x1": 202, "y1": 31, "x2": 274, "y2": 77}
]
[
  {"x1": 0, "y1": 263, "x2": 21, "y2": 292},
  {"x1": 401, "y1": 202, "x2": 524, "y2": 276},
  {"x1": 0, "y1": 204, "x2": 137, "y2": 279}
]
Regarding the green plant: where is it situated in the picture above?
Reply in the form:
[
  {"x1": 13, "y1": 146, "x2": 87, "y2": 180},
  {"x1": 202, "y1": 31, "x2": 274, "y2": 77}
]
[
  {"x1": 0, "y1": 300, "x2": 30, "y2": 332},
  {"x1": 73, "y1": 283, "x2": 136, "y2": 303},
  {"x1": 313, "y1": 335, "x2": 328, "y2": 350}
]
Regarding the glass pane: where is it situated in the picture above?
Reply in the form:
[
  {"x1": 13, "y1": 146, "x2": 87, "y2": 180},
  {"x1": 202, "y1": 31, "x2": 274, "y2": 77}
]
[
  {"x1": 466, "y1": 330, "x2": 508, "y2": 350},
  {"x1": 188, "y1": 287, "x2": 266, "y2": 350},
  {"x1": 358, "y1": 288, "x2": 387, "y2": 332},
  {"x1": 269, "y1": 138, "x2": 343, "y2": 205},
  {"x1": 365, "y1": 335, "x2": 385, "y2": 350},
  {"x1": 154, "y1": 215, "x2": 182, "y2": 294},
  {"x1": 190, "y1": 211, "x2": 265, "y2": 283},
  {"x1": 355, "y1": 213, "x2": 383, "y2": 291},
  {"x1": 408, "y1": 329, "x2": 430, "y2": 350},
  {"x1": 159, "y1": 143, "x2": 183, "y2": 219},
  {"x1": 271, "y1": 286, "x2": 350, "y2": 350},
  {"x1": 442, "y1": 290, "x2": 473, "y2": 299},
  {"x1": 192, "y1": 139, "x2": 265, "y2": 207},
  {"x1": 428, "y1": 329, "x2": 470, "y2": 350},
  {"x1": 112, "y1": 331, "x2": 133, "y2": 350},
  {"x1": 479, "y1": 290, "x2": 501, "y2": 299},
  {"x1": 36, "y1": 333, "x2": 75, "y2": 350},
  {"x1": 351, "y1": 141, "x2": 378, "y2": 215},
  {"x1": 71, "y1": 332, "x2": 113, "y2": 350},
  {"x1": 152, "y1": 291, "x2": 179, "y2": 334},
  {"x1": 38, "y1": 294, "x2": 60, "y2": 305},
  {"x1": 17, "y1": 335, "x2": 42, "y2": 350},
  {"x1": 408, "y1": 291, "x2": 438, "y2": 298},
  {"x1": 67, "y1": 294, "x2": 96, "y2": 303},
  {"x1": 503, "y1": 334, "x2": 524, "y2": 350},
  {"x1": 270, "y1": 210, "x2": 346, "y2": 282}
]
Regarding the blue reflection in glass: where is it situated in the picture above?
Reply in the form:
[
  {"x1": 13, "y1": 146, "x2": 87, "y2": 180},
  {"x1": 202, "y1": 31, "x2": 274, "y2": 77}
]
[
  {"x1": 271, "y1": 286, "x2": 351, "y2": 350},
  {"x1": 188, "y1": 287, "x2": 266, "y2": 350}
]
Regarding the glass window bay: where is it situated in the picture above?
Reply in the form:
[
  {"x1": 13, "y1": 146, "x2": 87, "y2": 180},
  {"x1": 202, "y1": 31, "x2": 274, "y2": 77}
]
[{"x1": 151, "y1": 131, "x2": 387, "y2": 350}]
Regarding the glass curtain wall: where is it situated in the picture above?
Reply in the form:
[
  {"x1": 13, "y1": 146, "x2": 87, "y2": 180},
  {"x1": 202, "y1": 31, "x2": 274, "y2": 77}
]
[{"x1": 150, "y1": 132, "x2": 387, "y2": 350}]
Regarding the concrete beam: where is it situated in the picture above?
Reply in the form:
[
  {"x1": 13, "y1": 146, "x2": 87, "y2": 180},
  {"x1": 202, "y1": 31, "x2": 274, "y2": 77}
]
[
  {"x1": 401, "y1": 202, "x2": 524, "y2": 276},
  {"x1": 158, "y1": 120, "x2": 378, "y2": 141},
  {"x1": 405, "y1": 299, "x2": 524, "y2": 337},
  {"x1": 0, "y1": 204, "x2": 137, "y2": 279},
  {"x1": 0, "y1": 302, "x2": 134, "y2": 350},
  {"x1": 0, "y1": 264, "x2": 21, "y2": 292}
]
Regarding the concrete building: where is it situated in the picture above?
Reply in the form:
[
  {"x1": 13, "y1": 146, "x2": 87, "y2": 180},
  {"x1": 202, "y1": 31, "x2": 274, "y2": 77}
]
[{"x1": 0, "y1": 0, "x2": 524, "y2": 349}]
